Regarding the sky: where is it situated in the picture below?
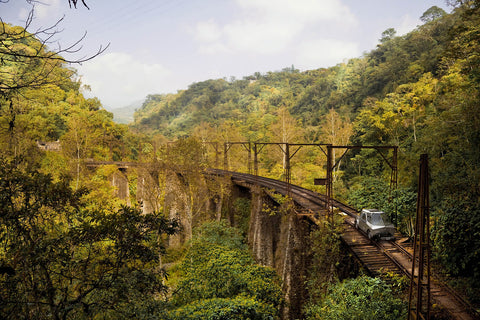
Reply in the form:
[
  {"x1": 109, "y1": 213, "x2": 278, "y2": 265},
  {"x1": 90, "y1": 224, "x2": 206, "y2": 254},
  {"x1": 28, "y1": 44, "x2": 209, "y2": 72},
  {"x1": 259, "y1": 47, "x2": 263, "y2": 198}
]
[{"x1": 2, "y1": 0, "x2": 451, "y2": 109}]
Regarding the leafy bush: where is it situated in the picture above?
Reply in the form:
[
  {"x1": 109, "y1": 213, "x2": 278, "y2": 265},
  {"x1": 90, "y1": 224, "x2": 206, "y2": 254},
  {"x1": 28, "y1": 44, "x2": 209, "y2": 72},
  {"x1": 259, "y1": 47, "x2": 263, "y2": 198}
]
[
  {"x1": 170, "y1": 221, "x2": 282, "y2": 319},
  {"x1": 432, "y1": 199, "x2": 480, "y2": 279},
  {"x1": 347, "y1": 177, "x2": 392, "y2": 211},
  {"x1": 0, "y1": 158, "x2": 179, "y2": 319},
  {"x1": 304, "y1": 276, "x2": 407, "y2": 320},
  {"x1": 232, "y1": 198, "x2": 251, "y2": 235},
  {"x1": 191, "y1": 220, "x2": 246, "y2": 250},
  {"x1": 168, "y1": 296, "x2": 277, "y2": 320},
  {"x1": 346, "y1": 176, "x2": 416, "y2": 233}
]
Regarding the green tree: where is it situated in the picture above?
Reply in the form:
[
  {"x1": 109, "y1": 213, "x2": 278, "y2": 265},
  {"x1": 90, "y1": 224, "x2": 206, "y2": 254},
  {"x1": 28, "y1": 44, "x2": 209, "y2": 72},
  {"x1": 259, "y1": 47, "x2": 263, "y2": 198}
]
[
  {"x1": 305, "y1": 217, "x2": 343, "y2": 305},
  {"x1": 164, "y1": 138, "x2": 210, "y2": 241},
  {"x1": 169, "y1": 221, "x2": 282, "y2": 319},
  {"x1": 0, "y1": 158, "x2": 179, "y2": 319},
  {"x1": 380, "y1": 28, "x2": 397, "y2": 43},
  {"x1": 432, "y1": 199, "x2": 480, "y2": 279},
  {"x1": 304, "y1": 276, "x2": 406, "y2": 320},
  {"x1": 268, "y1": 106, "x2": 304, "y2": 172},
  {"x1": 320, "y1": 108, "x2": 353, "y2": 180},
  {"x1": 346, "y1": 176, "x2": 391, "y2": 210},
  {"x1": 0, "y1": 12, "x2": 106, "y2": 153},
  {"x1": 420, "y1": 6, "x2": 447, "y2": 23},
  {"x1": 168, "y1": 296, "x2": 277, "y2": 320}
]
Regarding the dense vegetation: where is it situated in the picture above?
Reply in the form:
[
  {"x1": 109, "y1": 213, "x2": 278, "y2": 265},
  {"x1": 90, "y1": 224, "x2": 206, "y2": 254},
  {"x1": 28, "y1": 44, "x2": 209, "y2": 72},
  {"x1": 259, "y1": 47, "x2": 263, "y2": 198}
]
[
  {"x1": 0, "y1": 15, "x2": 282, "y2": 319},
  {"x1": 1, "y1": 1, "x2": 480, "y2": 318},
  {"x1": 304, "y1": 276, "x2": 407, "y2": 320},
  {"x1": 0, "y1": 159, "x2": 179, "y2": 319},
  {"x1": 132, "y1": 2, "x2": 480, "y2": 301},
  {"x1": 166, "y1": 221, "x2": 283, "y2": 319}
]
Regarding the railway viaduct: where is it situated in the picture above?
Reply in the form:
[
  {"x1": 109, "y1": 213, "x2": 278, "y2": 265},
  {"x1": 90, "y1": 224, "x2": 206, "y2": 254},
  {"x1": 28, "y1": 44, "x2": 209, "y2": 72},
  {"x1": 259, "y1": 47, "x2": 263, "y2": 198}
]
[{"x1": 85, "y1": 160, "x2": 478, "y2": 320}]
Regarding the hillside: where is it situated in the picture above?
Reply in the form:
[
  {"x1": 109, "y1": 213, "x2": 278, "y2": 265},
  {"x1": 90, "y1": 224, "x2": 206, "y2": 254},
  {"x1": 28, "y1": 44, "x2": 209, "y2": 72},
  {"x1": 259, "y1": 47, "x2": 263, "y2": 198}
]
[
  {"x1": 130, "y1": 3, "x2": 480, "y2": 302},
  {"x1": 131, "y1": 7, "x2": 453, "y2": 139},
  {"x1": 107, "y1": 99, "x2": 142, "y2": 124},
  {"x1": 1, "y1": 2, "x2": 480, "y2": 318}
]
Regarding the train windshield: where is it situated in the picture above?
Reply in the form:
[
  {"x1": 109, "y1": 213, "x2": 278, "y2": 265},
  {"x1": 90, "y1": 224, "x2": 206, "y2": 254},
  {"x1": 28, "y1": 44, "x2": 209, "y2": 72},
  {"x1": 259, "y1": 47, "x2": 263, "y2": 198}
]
[{"x1": 371, "y1": 212, "x2": 392, "y2": 226}]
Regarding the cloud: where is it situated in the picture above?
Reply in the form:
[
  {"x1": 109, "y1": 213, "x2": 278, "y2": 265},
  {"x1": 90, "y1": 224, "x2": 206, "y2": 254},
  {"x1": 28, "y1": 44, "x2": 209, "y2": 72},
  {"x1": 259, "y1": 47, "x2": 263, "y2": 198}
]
[
  {"x1": 16, "y1": 0, "x2": 63, "y2": 28},
  {"x1": 296, "y1": 39, "x2": 360, "y2": 69},
  {"x1": 34, "y1": 0, "x2": 62, "y2": 20},
  {"x1": 17, "y1": 8, "x2": 30, "y2": 22},
  {"x1": 78, "y1": 52, "x2": 171, "y2": 108},
  {"x1": 192, "y1": 0, "x2": 357, "y2": 55},
  {"x1": 236, "y1": 0, "x2": 354, "y2": 22},
  {"x1": 223, "y1": 19, "x2": 298, "y2": 54},
  {"x1": 194, "y1": 19, "x2": 222, "y2": 42}
]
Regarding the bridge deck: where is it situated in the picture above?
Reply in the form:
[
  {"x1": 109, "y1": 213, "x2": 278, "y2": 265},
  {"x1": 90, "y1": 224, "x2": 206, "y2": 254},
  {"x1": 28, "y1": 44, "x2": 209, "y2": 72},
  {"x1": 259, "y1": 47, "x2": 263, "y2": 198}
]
[
  {"x1": 86, "y1": 163, "x2": 477, "y2": 320},
  {"x1": 212, "y1": 169, "x2": 478, "y2": 320}
]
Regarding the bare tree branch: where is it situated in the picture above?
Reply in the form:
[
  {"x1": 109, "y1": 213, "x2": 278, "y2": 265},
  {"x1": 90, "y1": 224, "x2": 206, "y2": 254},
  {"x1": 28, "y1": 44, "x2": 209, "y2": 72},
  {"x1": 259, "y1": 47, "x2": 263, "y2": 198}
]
[
  {"x1": 0, "y1": 0, "x2": 103, "y2": 145},
  {"x1": 7, "y1": 0, "x2": 91, "y2": 9},
  {"x1": 68, "y1": 0, "x2": 90, "y2": 9},
  {"x1": 1, "y1": 8, "x2": 109, "y2": 64},
  {"x1": 0, "y1": 4, "x2": 109, "y2": 98}
]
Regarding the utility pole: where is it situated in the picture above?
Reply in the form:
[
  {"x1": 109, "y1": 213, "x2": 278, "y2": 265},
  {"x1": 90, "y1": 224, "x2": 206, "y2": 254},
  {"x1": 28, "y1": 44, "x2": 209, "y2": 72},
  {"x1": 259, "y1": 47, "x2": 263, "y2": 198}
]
[
  {"x1": 326, "y1": 145, "x2": 333, "y2": 223},
  {"x1": 408, "y1": 154, "x2": 431, "y2": 320}
]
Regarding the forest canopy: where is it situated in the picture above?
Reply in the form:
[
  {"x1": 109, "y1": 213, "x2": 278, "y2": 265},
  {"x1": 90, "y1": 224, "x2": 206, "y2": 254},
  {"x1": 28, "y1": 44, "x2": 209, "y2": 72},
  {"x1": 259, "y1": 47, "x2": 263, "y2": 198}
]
[
  {"x1": 131, "y1": 2, "x2": 480, "y2": 285},
  {"x1": 1, "y1": 1, "x2": 480, "y2": 318}
]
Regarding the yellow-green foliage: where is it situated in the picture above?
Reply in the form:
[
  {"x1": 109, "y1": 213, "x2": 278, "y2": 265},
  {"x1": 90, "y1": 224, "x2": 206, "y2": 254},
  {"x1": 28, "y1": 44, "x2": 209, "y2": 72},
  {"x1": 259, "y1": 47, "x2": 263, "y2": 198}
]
[
  {"x1": 168, "y1": 221, "x2": 283, "y2": 319},
  {"x1": 304, "y1": 276, "x2": 407, "y2": 320},
  {"x1": 0, "y1": 159, "x2": 179, "y2": 319}
]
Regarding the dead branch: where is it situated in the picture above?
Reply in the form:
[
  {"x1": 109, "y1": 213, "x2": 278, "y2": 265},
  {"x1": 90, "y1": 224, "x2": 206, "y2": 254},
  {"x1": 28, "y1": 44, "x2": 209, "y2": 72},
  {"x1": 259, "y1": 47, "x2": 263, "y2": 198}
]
[{"x1": 0, "y1": 4, "x2": 108, "y2": 97}]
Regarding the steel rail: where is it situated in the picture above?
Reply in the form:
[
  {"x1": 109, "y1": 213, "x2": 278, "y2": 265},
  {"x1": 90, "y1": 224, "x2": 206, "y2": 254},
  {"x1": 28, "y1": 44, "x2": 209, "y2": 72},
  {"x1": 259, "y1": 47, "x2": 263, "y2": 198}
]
[{"x1": 207, "y1": 169, "x2": 479, "y2": 320}]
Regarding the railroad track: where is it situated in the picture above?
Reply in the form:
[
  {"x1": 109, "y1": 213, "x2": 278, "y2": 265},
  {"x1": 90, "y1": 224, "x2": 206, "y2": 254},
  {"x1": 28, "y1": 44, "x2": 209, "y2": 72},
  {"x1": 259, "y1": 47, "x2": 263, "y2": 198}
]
[
  {"x1": 381, "y1": 237, "x2": 480, "y2": 320},
  {"x1": 208, "y1": 169, "x2": 479, "y2": 320}
]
